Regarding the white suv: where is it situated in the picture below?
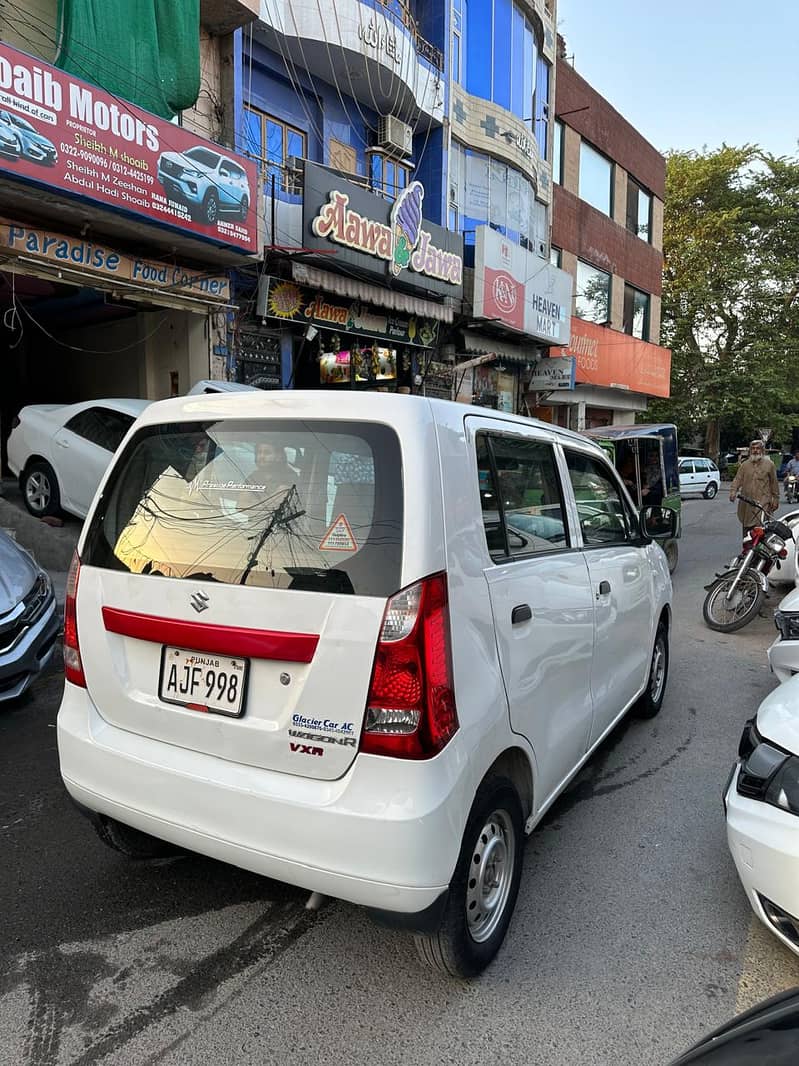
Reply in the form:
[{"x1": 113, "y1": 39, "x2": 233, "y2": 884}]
[
  {"x1": 679, "y1": 456, "x2": 720, "y2": 498},
  {"x1": 57, "y1": 393, "x2": 674, "y2": 976}
]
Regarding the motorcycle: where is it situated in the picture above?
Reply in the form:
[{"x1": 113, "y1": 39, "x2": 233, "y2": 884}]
[
  {"x1": 786, "y1": 473, "x2": 799, "y2": 504},
  {"x1": 703, "y1": 494, "x2": 794, "y2": 632}
]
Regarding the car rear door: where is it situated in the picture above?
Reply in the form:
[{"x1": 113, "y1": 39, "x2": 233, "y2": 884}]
[
  {"x1": 53, "y1": 407, "x2": 128, "y2": 516},
  {"x1": 679, "y1": 459, "x2": 695, "y2": 493},
  {"x1": 563, "y1": 447, "x2": 654, "y2": 744},
  {"x1": 76, "y1": 417, "x2": 404, "y2": 782},
  {"x1": 470, "y1": 422, "x2": 595, "y2": 810}
]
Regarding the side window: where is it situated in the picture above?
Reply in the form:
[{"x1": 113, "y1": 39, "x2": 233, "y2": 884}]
[
  {"x1": 65, "y1": 408, "x2": 107, "y2": 448},
  {"x1": 565, "y1": 450, "x2": 633, "y2": 547},
  {"x1": 65, "y1": 408, "x2": 132, "y2": 452},
  {"x1": 679, "y1": 460, "x2": 694, "y2": 474},
  {"x1": 476, "y1": 432, "x2": 569, "y2": 559}
]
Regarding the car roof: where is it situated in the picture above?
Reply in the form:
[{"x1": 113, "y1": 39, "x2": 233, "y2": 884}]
[
  {"x1": 134, "y1": 391, "x2": 608, "y2": 455},
  {"x1": 61, "y1": 398, "x2": 150, "y2": 418}
]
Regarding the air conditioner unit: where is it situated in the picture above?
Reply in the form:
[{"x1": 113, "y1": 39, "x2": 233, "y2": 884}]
[{"x1": 377, "y1": 115, "x2": 413, "y2": 156}]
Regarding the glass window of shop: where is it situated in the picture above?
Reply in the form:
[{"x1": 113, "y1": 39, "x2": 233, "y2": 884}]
[
  {"x1": 579, "y1": 141, "x2": 613, "y2": 217},
  {"x1": 465, "y1": 0, "x2": 539, "y2": 130},
  {"x1": 552, "y1": 120, "x2": 563, "y2": 185},
  {"x1": 575, "y1": 260, "x2": 611, "y2": 324},
  {"x1": 626, "y1": 178, "x2": 652, "y2": 242},
  {"x1": 534, "y1": 54, "x2": 550, "y2": 158},
  {"x1": 623, "y1": 284, "x2": 650, "y2": 340},
  {"x1": 450, "y1": 141, "x2": 546, "y2": 255},
  {"x1": 550, "y1": 245, "x2": 561, "y2": 268},
  {"x1": 244, "y1": 105, "x2": 306, "y2": 195}
]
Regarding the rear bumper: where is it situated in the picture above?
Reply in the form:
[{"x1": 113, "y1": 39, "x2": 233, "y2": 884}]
[
  {"x1": 0, "y1": 596, "x2": 59, "y2": 701},
  {"x1": 57, "y1": 682, "x2": 469, "y2": 915}
]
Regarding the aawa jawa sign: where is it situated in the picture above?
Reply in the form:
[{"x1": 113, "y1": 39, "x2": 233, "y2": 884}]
[{"x1": 0, "y1": 43, "x2": 258, "y2": 253}]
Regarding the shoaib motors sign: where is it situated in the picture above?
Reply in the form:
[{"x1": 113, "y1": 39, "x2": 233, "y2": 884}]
[
  {"x1": 473, "y1": 226, "x2": 572, "y2": 346},
  {"x1": 560, "y1": 317, "x2": 672, "y2": 398},
  {"x1": 0, "y1": 43, "x2": 258, "y2": 253}
]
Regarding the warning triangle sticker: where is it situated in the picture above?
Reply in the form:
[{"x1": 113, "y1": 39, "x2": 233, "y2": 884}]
[{"x1": 319, "y1": 513, "x2": 358, "y2": 552}]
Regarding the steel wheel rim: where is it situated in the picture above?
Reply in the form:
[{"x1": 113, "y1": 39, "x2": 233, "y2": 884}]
[
  {"x1": 26, "y1": 472, "x2": 50, "y2": 511},
  {"x1": 466, "y1": 808, "x2": 515, "y2": 943},
  {"x1": 650, "y1": 635, "x2": 667, "y2": 703},
  {"x1": 710, "y1": 575, "x2": 759, "y2": 623}
]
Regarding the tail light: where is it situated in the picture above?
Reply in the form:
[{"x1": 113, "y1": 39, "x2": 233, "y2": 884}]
[
  {"x1": 64, "y1": 551, "x2": 86, "y2": 688},
  {"x1": 360, "y1": 573, "x2": 458, "y2": 759}
]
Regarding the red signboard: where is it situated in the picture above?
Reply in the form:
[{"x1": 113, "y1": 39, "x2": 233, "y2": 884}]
[
  {"x1": 559, "y1": 317, "x2": 671, "y2": 398},
  {"x1": 0, "y1": 43, "x2": 258, "y2": 254}
]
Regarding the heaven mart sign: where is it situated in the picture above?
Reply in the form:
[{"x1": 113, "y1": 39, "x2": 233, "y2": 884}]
[{"x1": 0, "y1": 219, "x2": 231, "y2": 303}]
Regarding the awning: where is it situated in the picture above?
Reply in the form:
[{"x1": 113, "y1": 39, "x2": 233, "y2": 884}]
[
  {"x1": 292, "y1": 262, "x2": 455, "y2": 323},
  {"x1": 460, "y1": 329, "x2": 546, "y2": 365}
]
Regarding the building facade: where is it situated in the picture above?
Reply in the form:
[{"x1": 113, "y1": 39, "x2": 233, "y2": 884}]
[
  {"x1": 539, "y1": 38, "x2": 671, "y2": 430},
  {"x1": 0, "y1": 0, "x2": 260, "y2": 468}
]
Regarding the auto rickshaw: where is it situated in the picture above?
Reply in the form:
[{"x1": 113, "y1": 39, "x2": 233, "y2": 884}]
[{"x1": 584, "y1": 423, "x2": 681, "y2": 572}]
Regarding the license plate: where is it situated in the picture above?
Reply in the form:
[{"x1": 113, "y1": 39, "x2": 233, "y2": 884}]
[{"x1": 159, "y1": 646, "x2": 248, "y2": 717}]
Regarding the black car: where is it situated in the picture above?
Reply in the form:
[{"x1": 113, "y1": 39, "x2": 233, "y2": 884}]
[
  {"x1": 671, "y1": 987, "x2": 799, "y2": 1063},
  {"x1": 0, "y1": 110, "x2": 57, "y2": 166}
]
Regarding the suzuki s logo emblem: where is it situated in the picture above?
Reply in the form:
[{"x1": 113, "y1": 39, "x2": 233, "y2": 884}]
[{"x1": 190, "y1": 590, "x2": 210, "y2": 613}]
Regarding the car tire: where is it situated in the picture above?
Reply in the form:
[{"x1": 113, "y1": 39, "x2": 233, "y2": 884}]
[
  {"x1": 22, "y1": 460, "x2": 61, "y2": 518},
  {"x1": 238, "y1": 195, "x2": 249, "y2": 220},
  {"x1": 633, "y1": 621, "x2": 669, "y2": 719},
  {"x1": 413, "y1": 775, "x2": 523, "y2": 978},
  {"x1": 203, "y1": 190, "x2": 219, "y2": 224},
  {"x1": 704, "y1": 481, "x2": 719, "y2": 499},
  {"x1": 94, "y1": 816, "x2": 182, "y2": 860}
]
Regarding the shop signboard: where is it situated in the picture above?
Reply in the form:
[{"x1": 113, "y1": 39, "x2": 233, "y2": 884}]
[
  {"x1": 560, "y1": 316, "x2": 672, "y2": 398},
  {"x1": 527, "y1": 356, "x2": 576, "y2": 391},
  {"x1": 0, "y1": 42, "x2": 258, "y2": 253},
  {"x1": 258, "y1": 276, "x2": 440, "y2": 348},
  {"x1": 473, "y1": 226, "x2": 572, "y2": 346},
  {"x1": 0, "y1": 218, "x2": 231, "y2": 302},
  {"x1": 303, "y1": 162, "x2": 463, "y2": 298}
]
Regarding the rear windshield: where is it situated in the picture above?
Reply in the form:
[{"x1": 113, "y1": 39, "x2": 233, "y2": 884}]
[{"x1": 83, "y1": 419, "x2": 403, "y2": 596}]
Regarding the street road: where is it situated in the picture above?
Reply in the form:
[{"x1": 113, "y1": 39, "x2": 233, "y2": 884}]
[{"x1": 2, "y1": 494, "x2": 799, "y2": 1065}]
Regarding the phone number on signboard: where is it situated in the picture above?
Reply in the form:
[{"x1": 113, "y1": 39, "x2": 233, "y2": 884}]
[{"x1": 59, "y1": 144, "x2": 154, "y2": 183}]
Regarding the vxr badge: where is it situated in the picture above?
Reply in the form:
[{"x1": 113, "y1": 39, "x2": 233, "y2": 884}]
[{"x1": 190, "y1": 590, "x2": 210, "y2": 613}]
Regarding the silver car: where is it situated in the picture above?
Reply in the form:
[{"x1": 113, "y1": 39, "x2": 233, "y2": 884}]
[{"x1": 0, "y1": 531, "x2": 58, "y2": 701}]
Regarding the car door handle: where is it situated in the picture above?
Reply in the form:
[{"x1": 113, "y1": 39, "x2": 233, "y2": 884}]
[
  {"x1": 597, "y1": 580, "x2": 611, "y2": 596},
  {"x1": 511, "y1": 604, "x2": 532, "y2": 625},
  {"x1": 56, "y1": 439, "x2": 69, "y2": 448}
]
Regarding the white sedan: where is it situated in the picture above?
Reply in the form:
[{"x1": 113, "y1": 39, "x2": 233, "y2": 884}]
[
  {"x1": 7, "y1": 399, "x2": 149, "y2": 519},
  {"x1": 726, "y1": 676, "x2": 799, "y2": 958}
]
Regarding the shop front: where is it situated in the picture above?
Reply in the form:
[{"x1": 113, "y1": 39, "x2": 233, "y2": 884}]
[
  {"x1": 535, "y1": 316, "x2": 672, "y2": 431},
  {"x1": 462, "y1": 226, "x2": 573, "y2": 414},
  {"x1": 0, "y1": 40, "x2": 258, "y2": 467}
]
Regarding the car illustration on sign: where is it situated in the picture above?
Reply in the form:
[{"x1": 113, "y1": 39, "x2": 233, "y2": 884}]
[
  {"x1": 0, "y1": 112, "x2": 21, "y2": 160},
  {"x1": 156, "y1": 146, "x2": 251, "y2": 224},
  {"x1": 0, "y1": 111, "x2": 57, "y2": 165}
]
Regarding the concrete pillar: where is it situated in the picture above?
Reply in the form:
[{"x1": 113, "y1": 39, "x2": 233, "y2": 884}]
[
  {"x1": 651, "y1": 197, "x2": 664, "y2": 253},
  {"x1": 613, "y1": 165, "x2": 627, "y2": 227},
  {"x1": 610, "y1": 274, "x2": 625, "y2": 330},
  {"x1": 562, "y1": 126, "x2": 580, "y2": 195},
  {"x1": 649, "y1": 293, "x2": 662, "y2": 344}
]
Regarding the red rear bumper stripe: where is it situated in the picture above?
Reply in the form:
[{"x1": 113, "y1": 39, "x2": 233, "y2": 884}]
[{"x1": 102, "y1": 607, "x2": 319, "y2": 663}]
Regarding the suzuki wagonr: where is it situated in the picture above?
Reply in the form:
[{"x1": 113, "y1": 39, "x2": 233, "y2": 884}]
[{"x1": 58, "y1": 392, "x2": 674, "y2": 976}]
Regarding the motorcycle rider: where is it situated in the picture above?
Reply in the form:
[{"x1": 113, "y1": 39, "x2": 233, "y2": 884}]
[
  {"x1": 785, "y1": 450, "x2": 799, "y2": 500},
  {"x1": 729, "y1": 440, "x2": 780, "y2": 533}
]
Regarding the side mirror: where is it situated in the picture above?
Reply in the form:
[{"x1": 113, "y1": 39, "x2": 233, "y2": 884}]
[{"x1": 641, "y1": 505, "x2": 678, "y2": 540}]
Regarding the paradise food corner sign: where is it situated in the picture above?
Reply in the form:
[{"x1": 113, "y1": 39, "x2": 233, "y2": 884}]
[
  {"x1": 304, "y1": 163, "x2": 463, "y2": 298},
  {"x1": 0, "y1": 42, "x2": 258, "y2": 253}
]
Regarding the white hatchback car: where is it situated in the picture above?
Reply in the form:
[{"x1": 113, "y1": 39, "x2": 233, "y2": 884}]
[
  {"x1": 679, "y1": 456, "x2": 721, "y2": 498},
  {"x1": 57, "y1": 393, "x2": 674, "y2": 976},
  {"x1": 726, "y1": 677, "x2": 799, "y2": 958},
  {"x1": 7, "y1": 399, "x2": 150, "y2": 519}
]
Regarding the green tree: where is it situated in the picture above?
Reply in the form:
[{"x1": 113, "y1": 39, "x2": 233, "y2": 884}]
[{"x1": 649, "y1": 146, "x2": 799, "y2": 456}]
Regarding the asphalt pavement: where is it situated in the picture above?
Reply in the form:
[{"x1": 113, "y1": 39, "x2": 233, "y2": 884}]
[{"x1": 2, "y1": 493, "x2": 799, "y2": 1066}]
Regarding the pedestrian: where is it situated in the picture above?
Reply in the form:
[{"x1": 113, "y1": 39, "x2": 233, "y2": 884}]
[{"x1": 729, "y1": 440, "x2": 779, "y2": 533}]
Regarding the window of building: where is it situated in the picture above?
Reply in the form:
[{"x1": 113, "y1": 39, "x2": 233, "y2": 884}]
[
  {"x1": 451, "y1": 140, "x2": 544, "y2": 255},
  {"x1": 329, "y1": 137, "x2": 357, "y2": 175},
  {"x1": 452, "y1": 0, "x2": 463, "y2": 83},
  {"x1": 626, "y1": 178, "x2": 652, "y2": 242},
  {"x1": 578, "y1": 141, "x2": 612, "y2": 217},
  {"x1": 552, "y1": 119, "x2": 563, "y2": 185},
  {"x1": 369, "y1": 153, "x2": 410, "y2": 199},
  {"x1": 534, "y1": 54, "x2": 550, "y2": 158},
  {"x1": 550, "y1": 246, "x2": 561, "y2": 268},
  {"x1": 466, "y1": 0, "x2": 538, "y2": 129},
  {"x1": 244, "y1": 105, "x2": 306, "y2": 194},
  {"x1": 575, "y1": 260, "x2": 611, "y2": 324},
  {"x1": 623, "y1": 284, "x2": 650, "y2": 340}
]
